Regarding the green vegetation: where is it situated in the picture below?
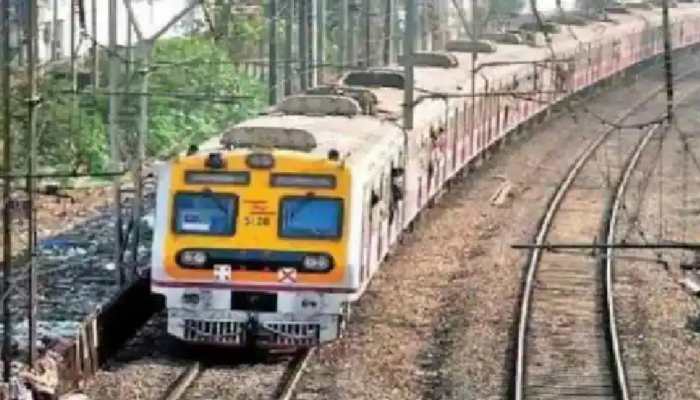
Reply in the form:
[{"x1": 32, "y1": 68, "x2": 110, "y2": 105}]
[
  {"x1": 145, "y1": 37, "x2": 265, "y2": 157},
  {"x1": 2, "y1": 36, "x2": 265, "y2": 175}
]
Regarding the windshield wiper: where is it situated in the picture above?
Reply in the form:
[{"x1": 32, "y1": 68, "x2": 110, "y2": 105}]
[
  {"x1": 202, "y1": 187, "x2": 229, "y2": 214},
  {"x1": 288, "y1": 197, "x2": 316, "y2": 219}
]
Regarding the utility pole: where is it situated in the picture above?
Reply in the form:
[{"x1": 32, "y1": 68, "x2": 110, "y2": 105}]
[
  {"x1": 108, "y1": 0, "x2": 124, "y2": 286},
  {"x1": 339, "y1": 0, "x2": 349, "y2": 73},
  {"x1": 383, "y1": 0, "x2": 395, "y2": 65},
  {"x1": 123, "y1": 0, "x2": 202, "y2": 278},
  {"x1": 661, "y1": 0, "x2": 673, "y2": 122},
  {"x1": 404, "y1": 0, "x2": 416, "y2": 129},
  {"x1": 91, "y1": 0, "x2": 99, "y2": 93},
  {"x1": 308, "y1": 0, "x2": 317, "y2": 86},
  {"x1": 316, "y1": 0, "x2": 325, "y2": 84},
  {"x1": 284, "y1": 0, "x2": 294, "y2": 96},
  {"x1": 471, "y1": 0, "x2": 478, "y2": 160},
  {"x1": 1, "y1": 0, "x2": 13, "y2": 382},
  {"x1": 363, "y1": 0, "x2": 370, "y2": 67},
  {"x1": 416, "y1": 1, "x2": 423, "y2": 51},
  {"x1": 70, "y1": 0, "x2": 76, "y2": 86},
  {"x1": 348, "y1": 1, "x2": 356, "y2": 67},
  {"x1": 52, "y1": 0, "x2": 58, "y2": 60},
  {"x1": 70, "y1": 0, "x2": 78, "y2": 168},
  {"x1": 130, "y1": 39, "x2": 154, "y2": 277},
  {"x1": 268, "y1": 0, "x2": 278, "y2": 105},
  {"x1": 299, "y1": 0, "x2": 308, "y2": 90},
  {"x1": 26, "y1": 0, "x2": 39, "y2": 368}
]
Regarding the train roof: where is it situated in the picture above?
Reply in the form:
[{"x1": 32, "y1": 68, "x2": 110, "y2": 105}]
[{"x1": 197, "y1": 5, "x2": 700, "y2": 172}]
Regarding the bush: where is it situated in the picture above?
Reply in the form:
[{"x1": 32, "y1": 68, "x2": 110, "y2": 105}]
[{"x1": 2, "y1": 36, "x2": 265, "y2": 176}]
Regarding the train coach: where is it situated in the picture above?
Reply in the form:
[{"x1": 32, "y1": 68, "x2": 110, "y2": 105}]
[{"x1": 150, "y1": 5, "x2": 700, "y2": 347}]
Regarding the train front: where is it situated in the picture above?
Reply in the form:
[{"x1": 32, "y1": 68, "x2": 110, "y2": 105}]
[{"x1": 150, "y1": 129, "x2": 353, "y2": 348}]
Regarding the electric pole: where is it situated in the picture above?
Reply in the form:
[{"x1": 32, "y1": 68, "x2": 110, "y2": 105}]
[
  {"x1": 299, "y1": 0, "x2": 308, "y2": 90},
  {"x1": 404, "y1": 0, "x2": 416, "y2": 129},
  {"x1": 1, "y1": 0, "x2": 13, "y2": 382},
  {"x1": 26, "y1": 0, "x2": 39, "y2": 367},
  {"x1": 92, "y1": 0, "x2": 99, "y2": 94},
  {"x1": 52, "y1": 0, "x2": 58, "y2": 60},
  {"x1": 108, "y1": 0, "x2": 124, "y2": 286},
  {"x1": 269, "y1": 0, "x2": 278, "y2": 104},
  {"x1": 348, "y1": 1, "x2": 356, "y2": 67},
  {"x1": 383, "y1": 0, "x2": 395, "y2": 65},
  {"x1": 662, "y1": 0, "x2": 673, "y2": 122},
  {"x1": 363, "y1": 0, "x2": 370, "y2": 67},
  {"x1": 340, "y1": 0, "x2": 349, "y2": 73},
  {"x1": 284, "y1": 0, "x2": 294, "y2": 96},
  {"x1": 309, "y1": 0, "x2": 318, "y2": 86},
  {"x1": 316, "y1": 0, "x2": 325, "y2": 84}
]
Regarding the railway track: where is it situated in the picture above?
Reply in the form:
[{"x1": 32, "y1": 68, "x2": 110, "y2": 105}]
[
  {"x1": 158, "y1": 349, "x2": 312, "y2": 400},
  {"x1": 513, "y1": 71, "x2": 700, "y2": 400}
]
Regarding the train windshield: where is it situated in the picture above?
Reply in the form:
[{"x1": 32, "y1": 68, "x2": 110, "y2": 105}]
[
  {"x1": 174, "y1": 192, "x2": 237, "y2": 235},
  {"x1": 279, "y1": 197, "x2": 343, "y2": 239}
]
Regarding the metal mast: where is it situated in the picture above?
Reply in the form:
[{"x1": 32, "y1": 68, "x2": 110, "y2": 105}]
[
  {"x1": 404, "y1": 0, "x2": 416, "y2": 129},
  {"x1": 1, "y1": 0, "x2": 12, "y2": 382},
  {"x1": 26, "y1": 0, "x2": 39, "y2": 367}
]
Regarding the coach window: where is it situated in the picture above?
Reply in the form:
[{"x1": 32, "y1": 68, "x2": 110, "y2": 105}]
[
  {"x1": 174, "y1": 192, "x2": 237, "y2": 235},
  {"x1": 279, "y1": 197, "x2": 343, "y2": 239}
]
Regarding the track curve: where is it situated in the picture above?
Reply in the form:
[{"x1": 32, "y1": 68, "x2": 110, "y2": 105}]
[{"x1": 513, "y1": 69, "x2": 700, "y2": 400}]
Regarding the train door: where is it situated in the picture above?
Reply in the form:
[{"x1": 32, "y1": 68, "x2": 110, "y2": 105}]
[
  {"x1": 495, "y1": 85, "x2": 501, "y2": 137},
  {"x1": 465, "y1": 99, "x2": 474, "y2": 160},
  {"x1": 364, "y1": 170, "x2": 384, "y2": 277},
  {"x1": 375, "y1": 171, "x2": 385, "y2": 265},
  {"x1": 452, "y1": 108, "x2": 459, "y2": 172},
  {"x1": 388, "y1": 153, "x2": 405, "y2": 245},
  {"x1": 360, "y1": 187, "x2": 372, "y2": 283}
]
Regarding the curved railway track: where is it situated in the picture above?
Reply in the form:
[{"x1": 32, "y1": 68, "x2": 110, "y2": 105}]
[
  {"x1": 158, "y1": 349, "x2": 312, "y2": 400},
  {"x1": 513, "y1": 70, "x2": 700, "y2": 400}
]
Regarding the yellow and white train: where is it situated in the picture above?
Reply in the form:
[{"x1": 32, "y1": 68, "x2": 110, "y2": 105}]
[{"x1": 151, "y1": 5, "x2": 700, "y2": 347}]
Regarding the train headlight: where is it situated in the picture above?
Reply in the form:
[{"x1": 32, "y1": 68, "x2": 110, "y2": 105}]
[
  {"x1": 180, "y1": 250, "x2": 208, "y2": 267},
  {"x1": 182, "y1": 292, "x2": 200, "y2": 306},
  {"x1": 302, "y1": 255, "x2": 331, "y2": 272}
]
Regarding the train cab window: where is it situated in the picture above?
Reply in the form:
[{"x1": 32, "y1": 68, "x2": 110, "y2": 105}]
[
  {"x1": 279, "y1": 197, "x2": 343, "y2": 239},
  {"x1": 174, "y1": 192, "x2": 237, "y2": 235}
]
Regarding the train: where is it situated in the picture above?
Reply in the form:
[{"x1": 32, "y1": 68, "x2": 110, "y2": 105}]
[{"x1": 150, "y1": 4, "x2": 700, "y2": 347}]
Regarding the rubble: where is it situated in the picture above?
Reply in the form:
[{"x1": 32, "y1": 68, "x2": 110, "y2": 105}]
[{"x1": 0, "y1": 187, "x2": 155, "y2": 370}]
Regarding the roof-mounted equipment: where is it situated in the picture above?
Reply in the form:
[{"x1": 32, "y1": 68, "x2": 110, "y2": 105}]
[
  {"x1": 398, "y1": 51, "x2": 459, "y2": 68},
  {"x1": 605, "y1": 5, "x2": 630, "y2": 13},
  {"x1": 483, "y1": 32, "x2": 524, "y2": 45},
  {"x1": 221, "y1": 127, "x2": 317, "y2": 152},
  {"x1": 519, "y1": 21, "x2": 561, "y2": 33},
  {"x1": 445, "y1": 40, "x2": 497, "y2": 53},
  {"x1": 276, "y1": 94, "x2": 362, "y2": 116},
  {"x1": 549, "y1": 14, "x2": 589, "y2": 26},
  {"x1": 341, "y1": 69, "x2": 405, "y2": 89},
  {"x1": 625, "y1": 2, "x2": 654, "y2": 9},
  {"x1": 305, "y1": 85, "x2": 379, "y2": 115},
  {"x1": 522, "y1": 31, "x2": 547, "y2": 48}
]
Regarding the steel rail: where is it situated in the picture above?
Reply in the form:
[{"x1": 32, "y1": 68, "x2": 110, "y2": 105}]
[
  {"x1": 604, "y1": 123, "x2": 661, "y2": 400},
  {"x1": 160, "y1": 361, "x2": 202, "y2": 400},
  {"x1": 276, "y1": 348, "x2": 314, "y2": 400},
  {"x1": 513, "y1": 67, "x2": 700, "y2": 400}
]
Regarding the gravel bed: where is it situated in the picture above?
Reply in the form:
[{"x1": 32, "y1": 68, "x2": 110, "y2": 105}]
[
  {"x1": 615, "y1": 82, "x2": 700, "y2": 400},
  {"x1": 291, "y1": 58, "x2": 700, "y2": 400},
  {"x1": 81, "y1": 313, "x2": 294, "y2": 400},
  {"x1": 81, "y1": 313, "x2": 188, "y2": 399},
  {"x1": 182, "y1": 362, "x2": 289, "y2": 400}
]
